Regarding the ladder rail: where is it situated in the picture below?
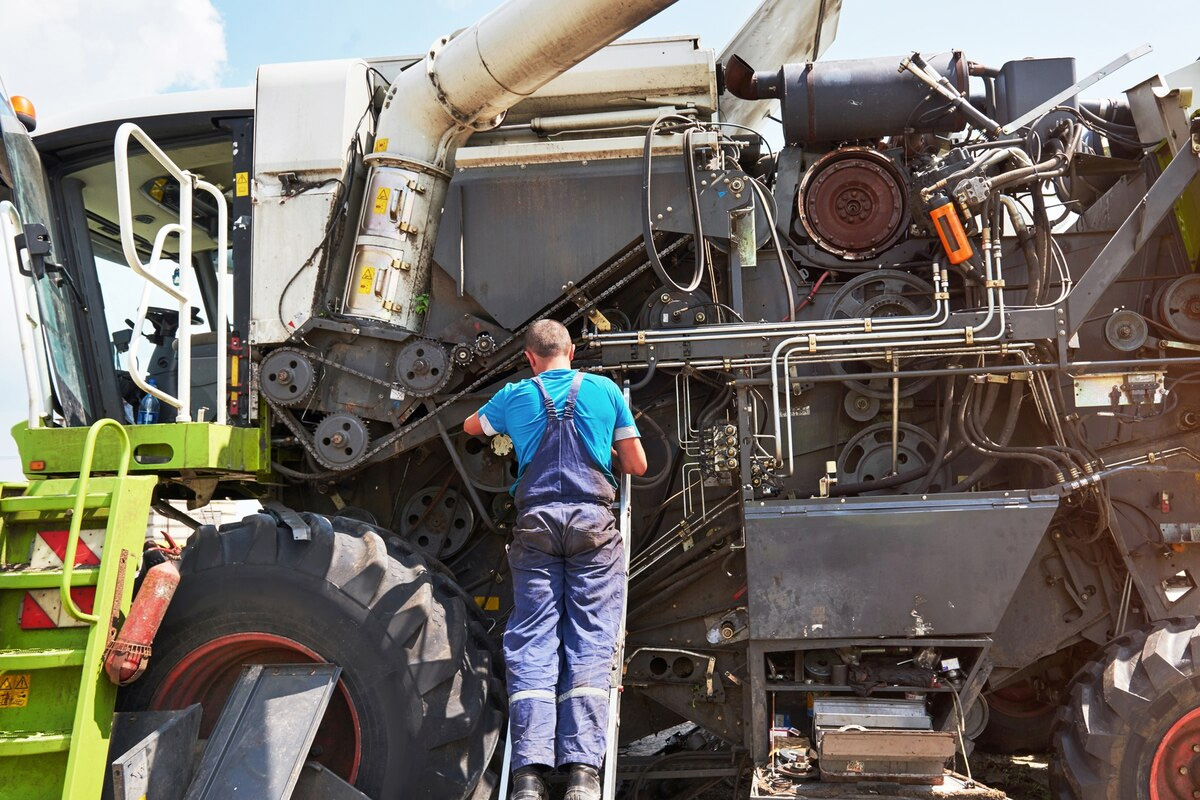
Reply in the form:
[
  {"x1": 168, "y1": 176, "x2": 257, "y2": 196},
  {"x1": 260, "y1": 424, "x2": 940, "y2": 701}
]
[
  {"x1": 601, "y1": 384, "x2": 634, "y2": 800},
  {"x1": 60, "y1": 419, "x2": 131, "y2": 623}
]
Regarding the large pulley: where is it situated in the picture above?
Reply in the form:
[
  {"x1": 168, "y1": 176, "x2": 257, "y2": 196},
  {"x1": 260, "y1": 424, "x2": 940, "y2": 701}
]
[
  {"x1": 456, "y1": 434, "x2": 518, "y2": 493},
  {"x1": 825, "y1": 269, "x2": 938, "y2": 400},
  {"x1": 400, "y1": 486, "x2": 477, "y2": 558},
  {"x1": 836, "y1": 422, "x2": 946, "y2": 493}
]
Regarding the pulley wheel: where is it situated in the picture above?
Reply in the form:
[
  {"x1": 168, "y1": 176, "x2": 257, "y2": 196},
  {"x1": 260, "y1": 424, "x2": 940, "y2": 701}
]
[
  {"x1": 314, "y1": 413, "x2": 370, "y2": 468},
  {"x1": 843, "y1": 391, "x2": 881, "y2": 422},
  {"x1": 1157, "y1": 274, "x2": 1200, "y2": 341},
  {"x1": 401, "y1": 486, "x2": 476, "y2": 558},
  {"x1": 837, "y1": 422, "x2": 944, "y2": 494},
  {"x1": 394, "y1": 340, "x2": 452, "y2": 396},
  {"x1": 260, "y1": 349, "x2": 318, "y2": 407},
  {"x1": 456, "y1": 435, "x2": 519, "y2": 493},
  {"x1": 798, "y1": 147, "x2": 908, "y2": 260},
  {"x1": 1103, "y1": 309, "x2": 1149, "y2": 352},
  {"x1": 825, "y1": 270, "x2": 938, "y2": 399}
]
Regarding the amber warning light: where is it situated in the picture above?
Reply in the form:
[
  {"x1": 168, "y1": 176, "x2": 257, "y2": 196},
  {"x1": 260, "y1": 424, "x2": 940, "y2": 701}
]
[
  {"x1": 10, "y1": 96, "x2": 36, "y2": 132},
  {"x1": 27, "y1": 460, "x2": 45, "y2": 472}
]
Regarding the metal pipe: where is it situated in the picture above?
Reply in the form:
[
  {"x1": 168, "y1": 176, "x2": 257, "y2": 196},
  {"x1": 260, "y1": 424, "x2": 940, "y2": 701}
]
[{"x1": 361, "y1": 0, "x2": 682, "y2": 333}]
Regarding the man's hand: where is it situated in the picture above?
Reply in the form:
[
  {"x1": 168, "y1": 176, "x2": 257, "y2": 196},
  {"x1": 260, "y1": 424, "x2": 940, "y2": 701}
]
[
  {"x1": 464, "y1": 412, "x2": 484, "y2": 437},
  {"x1": 614, "y1": 437, "x2": 648, "y2": 477}
]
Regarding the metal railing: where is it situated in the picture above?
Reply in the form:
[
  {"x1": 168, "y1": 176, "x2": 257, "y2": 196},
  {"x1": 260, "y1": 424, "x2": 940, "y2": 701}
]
[
  {"x1": 0, "y1": 200, "x2": 53, "y2": 428},
  {"x1": 61, "y1": 418, "x2": 131, "y2": 622},
  {"x1": 114, "y1": 122, "x2": 229, "y2": 425}
]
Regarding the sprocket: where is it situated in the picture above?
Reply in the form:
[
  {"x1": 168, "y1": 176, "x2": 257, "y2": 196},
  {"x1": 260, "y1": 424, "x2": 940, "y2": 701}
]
[
  {"x1": 259, "y1": 347, "x2": 320, "y2": 407},
  {"x1": 313, "y1": 412, "x2": 371, "y2": 469},
  {"x1": 394, "y1": 339, "x2": 453, "y2": 397}
]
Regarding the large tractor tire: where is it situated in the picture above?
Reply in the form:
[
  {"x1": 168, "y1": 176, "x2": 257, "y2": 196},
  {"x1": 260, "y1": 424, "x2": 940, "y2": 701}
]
[
  {"x1": 1051, "y1": 618, "x2": 1200, "y2": 799},
  {"x1": 119, "y1": 512, "x2": 504, "y2": 800}
]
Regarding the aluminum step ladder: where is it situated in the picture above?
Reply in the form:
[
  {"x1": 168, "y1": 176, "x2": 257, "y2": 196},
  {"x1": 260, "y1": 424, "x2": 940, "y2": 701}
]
[
  {"x1": 0, "y1": 420, "x2": 157, "y2": 800},
  {"x1": 497, "y1": 386, "x2": 634, "y2": 800}
]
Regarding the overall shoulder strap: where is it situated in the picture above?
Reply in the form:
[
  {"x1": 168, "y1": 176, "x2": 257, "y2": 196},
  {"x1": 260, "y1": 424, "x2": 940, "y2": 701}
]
[
  {"x1": 563, "y1": 371, "x2": 586, "y2": 419},
  {"x1": 530, "y1": 376, "x2": 559, "y2": 419}
]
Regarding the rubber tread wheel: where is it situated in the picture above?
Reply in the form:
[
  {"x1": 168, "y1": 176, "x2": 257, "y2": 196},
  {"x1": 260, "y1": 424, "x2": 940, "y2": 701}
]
[
  {"x1": 119, "y1": 512, "x2": 504, "y2": 800},
  {"x1": 1051, "y1": 618, "x2": 1200, "y2": 799}
]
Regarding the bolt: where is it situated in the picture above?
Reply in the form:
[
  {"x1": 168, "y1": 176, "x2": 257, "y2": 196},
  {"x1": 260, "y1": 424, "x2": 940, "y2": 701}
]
[
  {"x1": 1181, "y1": 766, "x2": 1189, "y2": 775},
  {"x1": 660, "y1": 293, "x2": 672, "y2": 303},
  {"x1": 1193, "y1": 744, "x2": 1200, "y2": 752},
  {"x1": 695, "y1": 312, "x2": 706, "y2": 322},
  {"x1": 666, "y1": 206, "x2": 673, "y2": 213}
]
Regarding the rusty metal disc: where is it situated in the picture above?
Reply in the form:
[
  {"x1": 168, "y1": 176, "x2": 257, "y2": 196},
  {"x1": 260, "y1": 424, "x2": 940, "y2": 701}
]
[{"x1": 798, "y1": 147, "x2": 907, "y2": 260}]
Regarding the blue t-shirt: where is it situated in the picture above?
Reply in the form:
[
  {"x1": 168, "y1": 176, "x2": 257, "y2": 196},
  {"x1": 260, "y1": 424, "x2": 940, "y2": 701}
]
[{"x1": 477, "y1": 369, "x2": 639, "y2": 491}]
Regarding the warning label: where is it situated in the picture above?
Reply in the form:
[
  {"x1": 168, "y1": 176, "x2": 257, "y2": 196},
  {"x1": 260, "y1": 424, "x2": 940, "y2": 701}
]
[
  {"x1": 373, "y1": 186, "x2": 390, "y2": 215},
  {"x1": 0, "y1": 674, "x2": 30, "y2": 708},
  {"x1": 235, "y1": 171, "x2": 249, "y2": 197},
  {"x1": 373, "y1": 137, "x2": 389, "y2": 153},
  {"x1": 358, "y1": 266, "x2": 376, "y2": 295}
]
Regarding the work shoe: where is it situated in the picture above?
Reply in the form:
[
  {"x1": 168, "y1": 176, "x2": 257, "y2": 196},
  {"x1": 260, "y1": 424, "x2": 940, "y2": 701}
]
[
  {"x1": 512, "y1": 767, "x2": 549, "y2": 800},
  {"x1": 564, "y1": 763, "x2": 601, "y2": 800}
]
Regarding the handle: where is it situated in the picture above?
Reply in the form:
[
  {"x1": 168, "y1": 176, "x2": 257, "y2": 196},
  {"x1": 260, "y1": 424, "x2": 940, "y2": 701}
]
[{"x1": 61, "y1": 419, "x2": 132, "y2": 623}]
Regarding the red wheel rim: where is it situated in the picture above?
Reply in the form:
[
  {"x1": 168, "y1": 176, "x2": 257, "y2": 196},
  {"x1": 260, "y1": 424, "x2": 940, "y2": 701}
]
[
  {"x1": 1151, "y1": 706, "x2": 1200, "y2": 800},
  {"x1": 150, "y1": 632, "x2": 362, "y2": 782},
  {"x1": 987, "y1": 681, "x2": 1056, "y2": 719}
]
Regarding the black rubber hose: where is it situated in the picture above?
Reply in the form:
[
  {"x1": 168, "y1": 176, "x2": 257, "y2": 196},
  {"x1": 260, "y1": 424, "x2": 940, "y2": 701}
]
[
  {"x1": 915, "y1": 375, "x2": 959, "y2": 493},
  {"x1": 951, "y1": 379, "x2": 1058, "y2": 490},
  {"x1": 641, "y1": 115, "x2": 705, "y2": 293},
  {"x1": 630, "y1": 407, "x2": 673, "y2": 489},
  {"x1": 965, "y1": 382, "x2": 1073, "y2": 473}
]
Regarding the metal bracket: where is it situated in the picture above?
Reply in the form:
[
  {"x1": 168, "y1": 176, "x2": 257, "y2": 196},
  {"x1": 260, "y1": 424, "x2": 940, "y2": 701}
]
[{"x1": 262, "y1": 501, "x2": 310, "y2": 541}]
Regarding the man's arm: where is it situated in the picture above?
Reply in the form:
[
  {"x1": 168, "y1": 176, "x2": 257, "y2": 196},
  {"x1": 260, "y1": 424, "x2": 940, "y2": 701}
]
[
  {"x1": 614, "y1": 437, "x2": 647, "y2": 477},
  {"x1": 463, "y1": 412, "x2": 485, "y2": 437}
]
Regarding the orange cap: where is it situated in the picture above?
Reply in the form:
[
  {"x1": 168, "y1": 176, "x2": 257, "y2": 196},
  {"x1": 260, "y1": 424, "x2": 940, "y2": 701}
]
[{"x1": 10, "y1": 96, "x2": 36, "y2": 131}]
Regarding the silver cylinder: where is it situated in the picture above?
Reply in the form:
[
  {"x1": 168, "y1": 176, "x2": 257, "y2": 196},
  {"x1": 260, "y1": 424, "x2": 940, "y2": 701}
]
[{"x1": 344, "y1": 0, "x2": 681, "y2": 328}]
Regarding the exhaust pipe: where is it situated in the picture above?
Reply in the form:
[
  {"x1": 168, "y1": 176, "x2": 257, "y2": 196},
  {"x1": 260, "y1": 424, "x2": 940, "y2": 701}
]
[{"x1": 344, "y1": 0, "x2": 682, "y2": 331}]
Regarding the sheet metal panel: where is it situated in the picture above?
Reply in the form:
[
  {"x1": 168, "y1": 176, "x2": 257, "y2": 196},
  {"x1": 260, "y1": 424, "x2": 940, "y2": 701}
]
[{"x1": 744, "y1": 492, "x2": 1058, "y2": 640}]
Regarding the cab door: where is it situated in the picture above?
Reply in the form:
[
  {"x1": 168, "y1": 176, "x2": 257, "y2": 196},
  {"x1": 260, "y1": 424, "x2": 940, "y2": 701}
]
[{"x1": 0, "y1": 80, "x2": 97, "y2": 427}]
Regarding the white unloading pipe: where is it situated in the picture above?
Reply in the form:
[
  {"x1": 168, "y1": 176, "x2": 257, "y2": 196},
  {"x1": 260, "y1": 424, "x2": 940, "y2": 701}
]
[{"x1": 348, "y1": 0, "x2": 682, "y2": 333}]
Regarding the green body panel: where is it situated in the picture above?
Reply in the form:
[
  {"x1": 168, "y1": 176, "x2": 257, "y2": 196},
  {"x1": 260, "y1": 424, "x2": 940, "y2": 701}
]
[
  {"x1": 12, "y1": 421, "x2": 267, "y2": 479},
  {"x1": 1158, "y1": 145, "x2": 1200, "y2": 267},
  {"x1": 0, "y1": 422, "x2": 156, "y2": 800}
]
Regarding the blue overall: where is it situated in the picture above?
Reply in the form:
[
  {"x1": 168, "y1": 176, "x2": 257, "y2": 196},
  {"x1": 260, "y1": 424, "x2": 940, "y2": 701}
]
[{"x1": 505, "y1": 372, "x2": 623, "y2": 770}]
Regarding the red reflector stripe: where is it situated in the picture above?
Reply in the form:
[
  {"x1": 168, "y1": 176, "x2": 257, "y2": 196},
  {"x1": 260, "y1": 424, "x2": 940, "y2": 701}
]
[
  {"x1": 19, "y1": 587, "x2": 96, "y2": 630},
  {"x1": 37, "y1": 530, "x2": 102, "y2": 567}
]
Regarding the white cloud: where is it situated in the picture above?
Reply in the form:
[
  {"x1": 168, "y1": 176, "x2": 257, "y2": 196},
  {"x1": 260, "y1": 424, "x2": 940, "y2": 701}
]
[
  {"x1": 0, "y1": 1, "x2": 227, "y2": 480},
  {"x1": 0, "y1": 0, "x2": 227, "y2": 121}
]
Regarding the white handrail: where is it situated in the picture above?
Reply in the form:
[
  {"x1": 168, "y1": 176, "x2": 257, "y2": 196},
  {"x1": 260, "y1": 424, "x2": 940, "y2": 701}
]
[
  {"x1": 0, "y1": 201, "x2": 52, "y2": 428},
  {"x1": 114, "y1": 122, "x2": 229, "y2": 424}
]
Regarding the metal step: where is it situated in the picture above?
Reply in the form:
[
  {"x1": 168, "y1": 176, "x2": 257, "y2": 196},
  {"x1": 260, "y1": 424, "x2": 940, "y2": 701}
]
[
  {"x1": 0, "y1": 647, "x2": 86, "y2": 670},
  {"x1": 0, "y1": 492, "x2": 112, "y2": 513},
  {"x1": 0, "y1": 730, "x2": 73, "y2": 756},
  {"x1": 0, "y1": 566, "x2": 99, "y2": 589}
]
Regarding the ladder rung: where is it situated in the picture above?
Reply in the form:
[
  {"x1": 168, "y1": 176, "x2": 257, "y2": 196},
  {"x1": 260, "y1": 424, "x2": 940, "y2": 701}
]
[
  {"x1": 0, "y1": 493, "x2": 112, "y2": 513},
  {"x1": 0, "y1": 648, "x2": 86, "y2": 670},
  {"x1": 0, "y1": 730, "x2": 72, "y2": 756},
  {"x1": 0, "y1": 568, "x2": 99, "y2": 590}
]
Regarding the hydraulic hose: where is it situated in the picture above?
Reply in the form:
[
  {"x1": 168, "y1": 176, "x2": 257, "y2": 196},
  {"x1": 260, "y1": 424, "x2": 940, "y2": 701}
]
[
  {"x1": 999, "y1": 196, "x2": 1044, "y2": 305},
  {"x1": 951, "y1": 378, "x2": 1058, "y2": 490}
]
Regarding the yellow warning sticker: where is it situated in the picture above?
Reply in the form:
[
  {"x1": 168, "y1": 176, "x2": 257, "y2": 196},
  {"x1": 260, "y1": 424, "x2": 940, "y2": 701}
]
[
  {"x1": 474, "y1": 596, "x2": 501, "y2": 612},
  {"x1": 373, "y1": 186, "x2": 390, "y2": 215},
  {"x1": 235, "y1": 171, "x2": 249, "y2": 197},
  {"x1": 0, "y1": 674, "x2": 30, "y2": 708},
  {"x1": 358, "y1": 266, "x2": 376, "y2": 295},
  {"x1": 373, "y1": 137, "x2": 389, "y2": 153}
]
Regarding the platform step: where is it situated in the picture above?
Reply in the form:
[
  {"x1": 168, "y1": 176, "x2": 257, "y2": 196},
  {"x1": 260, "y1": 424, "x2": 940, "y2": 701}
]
[
  {"x1": 0, "y1": 567, "x2": 98, "y2": 590},
  {"x1": 0, "y1": 729, "x2": 72, "y2": 756},
  {"x1": 0, "y1": 647, "x2": 86, "y2": 670},
  {"x1": 0, "y1": 492, "x2": 112, "y2": 514}
]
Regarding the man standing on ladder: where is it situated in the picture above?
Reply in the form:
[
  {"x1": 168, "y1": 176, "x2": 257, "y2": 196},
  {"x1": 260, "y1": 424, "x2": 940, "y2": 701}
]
[{"x1": 465, "y1": 319, "x2": 647, "y2": 800}]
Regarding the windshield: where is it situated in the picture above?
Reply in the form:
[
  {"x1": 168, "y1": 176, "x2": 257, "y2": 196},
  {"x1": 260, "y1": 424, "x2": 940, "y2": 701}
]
[{"x1": 0, "y1": 80, "x2": 91, "y2": 424}]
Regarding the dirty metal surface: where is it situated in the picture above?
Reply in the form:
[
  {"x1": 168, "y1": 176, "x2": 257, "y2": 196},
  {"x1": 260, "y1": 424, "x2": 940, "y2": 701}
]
[
  {"x1": 107, "y1": 705, "x2": 202, "y2": 800},
  {"x1": 744, "y1": 492, "x2": 1059, "y2": 640},
  {"x1": 182, "y1": 663, "x2": 341, "y2": 800}
]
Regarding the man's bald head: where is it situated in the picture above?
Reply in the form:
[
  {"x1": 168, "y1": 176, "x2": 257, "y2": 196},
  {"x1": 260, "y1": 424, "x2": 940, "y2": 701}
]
[{"x1": 524, "y1": 319, "x2": 572, "y2": 359}]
